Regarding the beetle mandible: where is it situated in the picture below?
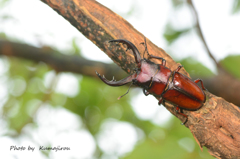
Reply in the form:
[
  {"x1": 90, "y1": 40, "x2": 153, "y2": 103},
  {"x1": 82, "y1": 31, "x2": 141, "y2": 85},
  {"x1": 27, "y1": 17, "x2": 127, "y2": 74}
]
[{"x1": 96, "y1": 38, "x2": 206, "y2": 124}]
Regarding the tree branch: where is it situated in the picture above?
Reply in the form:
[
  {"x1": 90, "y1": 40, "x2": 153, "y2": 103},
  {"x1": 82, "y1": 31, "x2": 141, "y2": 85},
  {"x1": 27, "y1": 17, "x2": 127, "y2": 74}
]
[
  {"x1": 1, "y1": 40, "x2": 240, "y2": 108},
  {"x1": 200, "y1": 70, "x2": 240, "y2": 107},
  {"x1": 40, "y1": 0, "x2": 180, "y2": 75},
  {"x1": 37, "y1": 0, "x2": 240, "y2": 158},
  {"x1": 0, "y1": 39, "x2": 125, "y2": 79},
  {"x1": 1, "y1": 39, "x2": 240, "y2": 107}
]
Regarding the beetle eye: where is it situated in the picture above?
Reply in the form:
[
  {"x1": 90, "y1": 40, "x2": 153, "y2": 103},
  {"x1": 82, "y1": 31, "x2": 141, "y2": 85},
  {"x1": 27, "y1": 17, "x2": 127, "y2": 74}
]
[{"x1": 132, "y1": 79, "x2": 137, "y2": 84}]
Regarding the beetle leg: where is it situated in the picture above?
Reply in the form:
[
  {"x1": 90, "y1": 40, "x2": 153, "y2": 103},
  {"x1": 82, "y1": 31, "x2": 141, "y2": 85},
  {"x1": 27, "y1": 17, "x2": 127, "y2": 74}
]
[
  {"x1": 162, "y1": 100, "x2": 166, "y2": 106},
  {"x1": 148, "y1": 76, "x2": 154, "y2": 88},
  {"x1": 148, "y1": 55, "x2": 166, "y2": 66},
  {"x1": 143, "y1": 75, "x2": 155, "y2": 96},
  {"x1": 143, "y1": 88, "x2": 150, "y2": 96},
  {"x1": 175, "y1": 65, "x2": 183, "y2": 72},
  {"x1": 140, "y1": 37, "x2": 149, "y2": 59},
  {"x1": 194, "y1": 78, "x2": 207, "y2": 90},
  {"x1": 109, "y1": 39, "x2": 142, "y2": 68},
  {"x1": 118, "y1": 82, "x2": 133, "y2": 100},
  {"x1": 175, "y1": 106, "x2": 188, "y2": 125},
  {"x1": 158, "y1": 97, "x2": 163, "y2": 105},
  {"x1": 140, "y1": 37, "x2": 166, "y2": 66}
]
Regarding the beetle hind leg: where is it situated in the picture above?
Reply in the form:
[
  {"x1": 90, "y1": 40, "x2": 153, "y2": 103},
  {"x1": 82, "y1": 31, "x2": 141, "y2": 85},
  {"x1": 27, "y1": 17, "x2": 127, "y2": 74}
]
[
  {"x1": 194, "y1": 78, "x2": 207, "y2": 90},
  {"x1": 175, "y1": 106, "x2": 188, "y2": 125}
]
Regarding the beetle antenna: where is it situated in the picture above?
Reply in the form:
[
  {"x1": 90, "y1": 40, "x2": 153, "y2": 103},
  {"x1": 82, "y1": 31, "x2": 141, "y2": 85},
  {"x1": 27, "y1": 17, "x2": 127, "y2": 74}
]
[
  {"x1": 140, "y1": 37, "x2": 150, "y2": 59},
  {"x1": 117, "y1": 82, "x2": 133, "y2": 100}
]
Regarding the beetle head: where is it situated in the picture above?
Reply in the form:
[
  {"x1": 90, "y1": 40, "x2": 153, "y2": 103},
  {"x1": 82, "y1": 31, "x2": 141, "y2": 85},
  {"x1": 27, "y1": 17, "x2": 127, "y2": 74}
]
[
  {"x1": 96, "y1": 39, "x2": 144, "y2": 99},
  {"x1": 96, "y1": 39, "x2": 143, "y2": 86}
]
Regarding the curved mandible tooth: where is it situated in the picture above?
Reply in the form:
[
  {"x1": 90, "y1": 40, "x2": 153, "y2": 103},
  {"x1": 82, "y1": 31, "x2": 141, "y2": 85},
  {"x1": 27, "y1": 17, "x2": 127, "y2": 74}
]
[
  {"x1": 95, "y1": 71, "x2": 100, "y2": 76},
  {"x1": 95, "y1": 71, "x2": 137, "y2": 86},
  {"x1": 108, "y1": 39, "x2": 142, "y2": 68},
  {"x1": 126, "y1": 47, "x2": 130, "y2": 51}
]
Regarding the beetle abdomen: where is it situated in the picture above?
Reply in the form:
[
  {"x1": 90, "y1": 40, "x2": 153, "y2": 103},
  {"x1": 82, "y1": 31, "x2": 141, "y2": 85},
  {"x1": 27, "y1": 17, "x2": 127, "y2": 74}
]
[
  {"x1": 162, "y1": 89, "x2": 204, "y2": 110},
  {"x1": 173, "y1": 72, "x2": 205, "y2": 102},
  {"x1": 162, "y1": 72, "x2": 205, "y2": 110}
]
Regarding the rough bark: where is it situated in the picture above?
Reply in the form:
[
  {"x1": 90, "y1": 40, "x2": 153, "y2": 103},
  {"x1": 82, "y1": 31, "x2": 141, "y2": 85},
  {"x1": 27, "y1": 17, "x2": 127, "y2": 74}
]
[{"x1": 38, "y1": 0, "x2": 240, "y2": 158}]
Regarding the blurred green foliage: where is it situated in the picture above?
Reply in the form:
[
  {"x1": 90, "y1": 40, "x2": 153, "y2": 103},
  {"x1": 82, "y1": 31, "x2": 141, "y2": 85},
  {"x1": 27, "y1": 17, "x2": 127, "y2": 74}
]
[
  {"x1": 164, "y1": 23, "x2": 191, "y2": 44},
  {"x1": 1, "y1": 48, "x2": 214, "y2": 159},
  {"x1": 1, "y1": 49, "x2": 214, "y2": 159},
  {"x1": 124, "y1": 118, "x2": 211, "y2": 159},
  {"x1": 71, "y1": 37, "x2": 82, "y2": 55},
  {"x1": 2, "y1": 0, "x2": 240, "y2": 158},
  {"x1": 171, "y1": 0, "x2": 185, "y2": 8},
  {"x1": 0, "y1": 32, "x2": 7, "y2": 39},
  {"x1": 220, "y1": 55, "x2": 240, "y2": 78},
  {"x1": 0, "y1": 0, "x2": 8, "y2": 8},
  {"x1": 178, "y1": 57, "x2": 214, "y2": 77},
  {"x1": 3, "y1": 57, "x2": 51, "y2": 134},
  {"x1": 232, "y1": 0, "x2": 240, "y2": 14}
]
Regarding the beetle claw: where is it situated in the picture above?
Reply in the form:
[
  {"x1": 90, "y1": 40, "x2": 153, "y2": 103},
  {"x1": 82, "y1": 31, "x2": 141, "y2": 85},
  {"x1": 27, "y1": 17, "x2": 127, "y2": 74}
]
[
  {"x1": 110, "y1": 76, "x2": 117, "y2": 82},
  {"x1": 95, "y1": 71, "x2": 100, "y2": 76},
  {"x1": 109, "y1": 40, "x2": 118, "y2": 44}
]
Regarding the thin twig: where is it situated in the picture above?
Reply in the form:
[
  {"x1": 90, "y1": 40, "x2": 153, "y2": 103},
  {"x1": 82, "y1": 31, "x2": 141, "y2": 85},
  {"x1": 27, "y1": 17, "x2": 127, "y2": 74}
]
[{"x1": 188, "y1": 0, "x2": 221, "y2": 69}]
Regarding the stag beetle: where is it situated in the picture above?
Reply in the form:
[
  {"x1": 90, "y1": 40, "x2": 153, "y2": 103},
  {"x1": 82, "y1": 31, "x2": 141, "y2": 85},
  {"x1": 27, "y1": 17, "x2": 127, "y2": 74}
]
[{"x1": 96, "y1": 38, "x2": 206, "y2": 124}]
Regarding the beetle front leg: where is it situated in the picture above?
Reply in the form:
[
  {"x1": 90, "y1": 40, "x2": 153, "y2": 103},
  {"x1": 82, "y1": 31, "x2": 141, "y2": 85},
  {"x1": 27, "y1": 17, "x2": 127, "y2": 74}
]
[
  {"x1": 143, "y1": 88, "x2": 150, "y2": 96},
  {"x1": 140, "y1": 37, "x2": 166, "y2": 66},
  {"x1": 175, "y1": 65, "x2": 183, "y2": 72},
  {"x1": 148, "y1": 55, "x2": 166, "y2": 66},
  {"x1": 175, "y1": 106, "x2": 188, "y2": 125}
]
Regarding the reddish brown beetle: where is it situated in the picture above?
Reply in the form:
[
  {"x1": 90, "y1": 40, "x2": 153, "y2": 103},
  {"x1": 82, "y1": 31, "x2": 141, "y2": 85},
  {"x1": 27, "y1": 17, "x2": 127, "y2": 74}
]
[{"x1": 96, "y1": 38, "x2": 206, "y2": 124}]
